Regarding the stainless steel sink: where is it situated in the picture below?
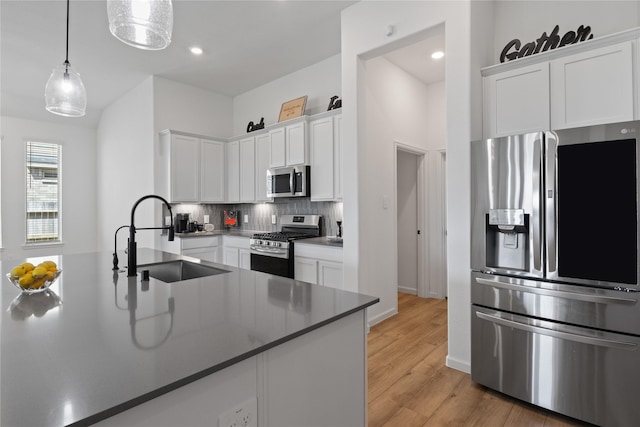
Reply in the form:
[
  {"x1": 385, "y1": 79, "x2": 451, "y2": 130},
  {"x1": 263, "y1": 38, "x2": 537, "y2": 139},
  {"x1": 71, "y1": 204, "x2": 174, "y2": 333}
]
[{"x1": 138, "y1": 260, "x2": 230, "y2": 283}]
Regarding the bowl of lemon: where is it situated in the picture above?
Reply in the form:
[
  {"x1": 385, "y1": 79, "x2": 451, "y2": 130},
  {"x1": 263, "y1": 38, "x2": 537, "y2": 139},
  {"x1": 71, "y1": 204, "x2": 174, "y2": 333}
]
[{"x1": 6, "y1": 261, "x2": 61, "y2": 294}]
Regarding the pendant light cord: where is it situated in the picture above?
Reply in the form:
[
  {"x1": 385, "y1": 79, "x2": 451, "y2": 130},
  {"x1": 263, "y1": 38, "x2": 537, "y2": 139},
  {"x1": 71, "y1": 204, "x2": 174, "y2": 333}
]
[{"x1": 64, "y1": 0, "x2": 70, "y2": 68}]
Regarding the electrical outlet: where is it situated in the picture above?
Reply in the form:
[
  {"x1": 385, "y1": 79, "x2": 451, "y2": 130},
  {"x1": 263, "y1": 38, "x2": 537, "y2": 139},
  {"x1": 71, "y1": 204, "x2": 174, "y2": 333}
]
[
  {"x1": 244, "y1": 214, "x2": 249, "y2": 224},
  {"x1": 165, "y1": 216, "x2": 171, "y2": 226},
  {"x1": 218, "y1": 397, "x2": 257, "y2": 427},
  {"x1": 204, "y1": 214, "x2": 210, "y2": 224},
  {"x1": 271, "y1": 215, "x2": 277, "y2": 225}
]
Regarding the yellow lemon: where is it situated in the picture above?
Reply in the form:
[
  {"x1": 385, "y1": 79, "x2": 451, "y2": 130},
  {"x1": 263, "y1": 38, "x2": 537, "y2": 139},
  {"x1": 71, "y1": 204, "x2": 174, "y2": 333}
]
[
  {"x1": 45, "y1": 270, "x2": 55, "y2": 281},
  {"x1": 18, "y1": 273, "x2": 34, "y2": 288},
  {"x1": 32, "y1": 266, "x2": 48, "y2": 278},
  {"x1": 31, "y1": 278, "x2": 46, "y2": 289},
  {"x1": 11, "y1": 266, "x2": 26, "y2": 278},
  {"x1": 43, "y1": 261, "x2": 57, "y2": 270},
  {"x1": 21, "y1": 263, "x2": 35, "y2": 273}
]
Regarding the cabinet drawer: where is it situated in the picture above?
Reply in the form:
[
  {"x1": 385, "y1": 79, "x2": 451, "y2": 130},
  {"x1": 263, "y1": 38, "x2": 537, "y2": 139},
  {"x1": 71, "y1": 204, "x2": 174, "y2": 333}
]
[
  {"x1": 222, "y1": 235, "x2": 250, "y2": 249},
  {"x1": 181, "y1": 236, "x2": 220, "y2": 250},
  {"x1": 295, "y1": 243, "x2": 342, "y2": 262}
]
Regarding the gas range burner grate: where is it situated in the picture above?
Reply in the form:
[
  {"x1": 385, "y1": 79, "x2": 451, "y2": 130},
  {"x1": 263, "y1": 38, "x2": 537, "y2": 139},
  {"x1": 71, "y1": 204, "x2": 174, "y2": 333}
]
[{"x1": 252, "y1": 231, "x2": 315, "y2": 242}]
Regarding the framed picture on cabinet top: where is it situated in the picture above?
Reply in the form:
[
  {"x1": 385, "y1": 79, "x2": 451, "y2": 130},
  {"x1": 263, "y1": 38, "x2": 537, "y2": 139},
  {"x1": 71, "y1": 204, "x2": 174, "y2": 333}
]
[{"x1": 278, "y1": 95, "x2": 307, "y2": 122}]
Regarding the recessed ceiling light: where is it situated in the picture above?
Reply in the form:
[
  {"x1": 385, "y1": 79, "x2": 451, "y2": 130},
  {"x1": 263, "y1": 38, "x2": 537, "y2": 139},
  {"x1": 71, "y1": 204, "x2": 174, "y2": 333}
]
[
  {"x1": 190, "y1": 46, "x2": 203, "y2": 55},
  {"x1": 431, "y1": 51, "x2": 445, "y2": 60}
]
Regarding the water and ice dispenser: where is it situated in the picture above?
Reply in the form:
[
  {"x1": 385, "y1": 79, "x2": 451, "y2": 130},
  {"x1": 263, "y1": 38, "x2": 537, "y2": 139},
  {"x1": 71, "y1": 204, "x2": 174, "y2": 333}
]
[{"x1": 485, "y1": 209, "x2": 529, "y2": 271}]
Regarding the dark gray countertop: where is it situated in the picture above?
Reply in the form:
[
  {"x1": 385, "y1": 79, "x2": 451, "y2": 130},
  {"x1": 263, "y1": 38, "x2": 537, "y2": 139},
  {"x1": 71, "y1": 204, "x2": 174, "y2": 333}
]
[
  {"x1": 173, "y1": 229, "x2": 258, "y2": 238},
  {"x1": 296, "y1": 236, "x2": 344, "y2": 247},
  {"x1": 1, "y1": 249, "x2": 376, "y2": 426}
]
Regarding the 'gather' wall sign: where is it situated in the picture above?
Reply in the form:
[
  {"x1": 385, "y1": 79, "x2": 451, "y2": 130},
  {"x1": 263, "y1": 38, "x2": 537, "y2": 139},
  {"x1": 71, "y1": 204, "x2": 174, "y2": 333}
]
[{"x1": 500, "y1": 25, "x2": 594, "y2": 63}]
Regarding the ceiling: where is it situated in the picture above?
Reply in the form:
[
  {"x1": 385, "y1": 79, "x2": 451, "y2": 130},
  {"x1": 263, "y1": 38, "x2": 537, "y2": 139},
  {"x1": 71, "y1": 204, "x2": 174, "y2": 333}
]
[{"x1": 1, "y1": 0, "x2": 445, "y2": 129}]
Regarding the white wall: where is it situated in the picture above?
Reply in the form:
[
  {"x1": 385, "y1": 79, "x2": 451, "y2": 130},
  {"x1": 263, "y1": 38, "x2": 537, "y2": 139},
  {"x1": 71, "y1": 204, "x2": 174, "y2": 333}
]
[
  {"x1": 492, "y1": 0, "x2": 640, "y2": 65},
  {"x1": 342, "y1": 0, "x2": 485, "y2": 374},
  {"x1": 0, "y1": 116, "x2": 97, "y2": 261},
  {"x1": 153, "y1": 77, "x2": 233, "y2": 139},
  {"x1": 97, "y1": 77, "x2": 155, "y2": 255},
  {"x1": 232, "y1": 54, "x2": 341, "y2": 136}
]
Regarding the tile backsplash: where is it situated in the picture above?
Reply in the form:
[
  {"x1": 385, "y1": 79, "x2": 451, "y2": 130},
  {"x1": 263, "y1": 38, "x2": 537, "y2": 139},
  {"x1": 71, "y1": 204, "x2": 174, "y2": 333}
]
[{"x1": 165, "y1": 200, "x2": 343, "y2": 236}]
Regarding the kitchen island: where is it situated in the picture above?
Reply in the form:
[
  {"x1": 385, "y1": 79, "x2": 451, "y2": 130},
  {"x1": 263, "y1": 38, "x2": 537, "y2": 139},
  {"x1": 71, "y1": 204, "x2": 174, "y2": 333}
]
[{"x1": 1, "y1": 249, "x2": 378, "y2": 426}]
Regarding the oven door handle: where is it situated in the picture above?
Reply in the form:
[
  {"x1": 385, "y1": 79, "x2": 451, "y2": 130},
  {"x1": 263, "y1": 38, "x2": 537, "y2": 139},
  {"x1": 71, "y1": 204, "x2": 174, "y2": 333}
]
[
  {"x1": 475, "y1": 310, "x2": 638, "y2": 350},
  {"x1": 251, "y1": 246, "x2": 288, "y2": 255},
  {"x1": 475, "y1": 277, "x2": 638, "y2": 305}
]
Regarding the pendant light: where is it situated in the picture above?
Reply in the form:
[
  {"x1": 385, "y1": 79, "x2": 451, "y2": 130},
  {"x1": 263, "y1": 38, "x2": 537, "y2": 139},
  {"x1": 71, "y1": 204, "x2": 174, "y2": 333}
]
[
  {"x1": 107, "y1": 0, "x2": 173, "y2": 50},
  {"x1": 44, "y1": 0, "x2": 87, "y2": 117}
]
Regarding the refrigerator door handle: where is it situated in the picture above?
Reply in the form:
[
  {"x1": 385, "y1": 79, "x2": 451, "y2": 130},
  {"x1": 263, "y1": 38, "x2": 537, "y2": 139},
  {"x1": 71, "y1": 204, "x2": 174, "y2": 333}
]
[
  {"x1": 475, "y1": 276, "x2": 638, "y2": 305},
  {"x1": 545, "y1": 132, "x2": 558, "y2": 274},
  {"x1": 532, "y1": 135, "x2": 543, "y2": 273},
  {"x1": 475, "y1": 310, "x2": 638, "y2": 350}
]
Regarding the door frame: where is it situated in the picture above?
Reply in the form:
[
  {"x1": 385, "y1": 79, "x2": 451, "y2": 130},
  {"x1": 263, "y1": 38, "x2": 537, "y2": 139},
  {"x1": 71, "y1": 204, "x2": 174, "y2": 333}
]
[{"x1": 394, "y1": 141, "x2": 428, "y2": 298}]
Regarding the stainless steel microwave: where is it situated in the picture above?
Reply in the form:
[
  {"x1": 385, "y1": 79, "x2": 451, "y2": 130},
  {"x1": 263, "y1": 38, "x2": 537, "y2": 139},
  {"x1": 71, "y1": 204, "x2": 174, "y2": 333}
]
[{"x1": 267, "y1": 165, "x2": 310, "y2": 198}]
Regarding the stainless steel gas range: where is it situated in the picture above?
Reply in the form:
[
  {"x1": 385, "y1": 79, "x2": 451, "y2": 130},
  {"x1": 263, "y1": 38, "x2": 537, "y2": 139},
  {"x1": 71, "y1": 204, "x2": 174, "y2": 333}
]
[{"x1": 250, "y1": 214, "x2": 322, "y2": 278}]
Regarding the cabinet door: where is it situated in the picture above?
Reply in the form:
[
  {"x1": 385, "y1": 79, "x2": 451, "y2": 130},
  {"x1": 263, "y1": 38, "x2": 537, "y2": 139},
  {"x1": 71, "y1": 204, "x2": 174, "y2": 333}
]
[
  {"x1": 310, "y1": 116, "x2": 335, "y2": 201},
  {"x1": 333, "y1": 115, "x2": 343, "y2": 200},
  {"x1": 182, "y1": 247, "x2": 221, "y2": 264},
  {"x1": 223, "y1": 247, "x2": 239, "y2": 267},
  {"x1": 294, "y1": 257, "x2": 317, "y2": 284},
  {"x1": 239, "y1": 249, "x2": 251, "y2": 270},
  {"x1": 286, "y1": 121, "x2": 307, "y2": 166},
  {"x1": 170, "y1": 134, "x2": 200, "y2": 202},
  {"x1": 226, "y1": 140, "x2": 240, "y2": 203},
  {"x1": 239, "y1": 137, "x2": 256, "y2": 202},
  {"x1": 550, "y1": 41, "x2": 634, "y2": 130},
  {"x1": 255, "y1": 133, "x2": 272, "y2": 202},
  {"x1": 318, "y1": 260, "x2": 343, "y2": 290},
  {"x1": 269, "y1": 128, "x2": 286, "y2": 168},
  {"x1": 200, "y1": 139, "x2": 225, "y2": 203},
  {"x1": 483, "y1": 63, "x2": 550, "y2": 138}
]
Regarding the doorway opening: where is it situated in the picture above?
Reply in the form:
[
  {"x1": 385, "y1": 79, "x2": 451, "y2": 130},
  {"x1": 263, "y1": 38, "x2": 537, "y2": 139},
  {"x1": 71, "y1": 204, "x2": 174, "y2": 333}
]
[{"x1": 396, "y1": 146, "x2": 425, "y2": 296}]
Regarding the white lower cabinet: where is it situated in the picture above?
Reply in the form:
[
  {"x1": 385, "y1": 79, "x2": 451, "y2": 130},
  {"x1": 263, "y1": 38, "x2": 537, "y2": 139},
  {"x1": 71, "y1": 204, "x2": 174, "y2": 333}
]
[
  {"x1": 222, "y1": 236, "x2": 251, "y2": 269},
  {"x1": 94, "y1": 311, "x2": 366, "y2": 427},
  {"x1": 161, "y1": 236, "x2": 222, "y2": 264},
  {"x1": 294, "y1": 243, "x2": 345, "y2": 291}
]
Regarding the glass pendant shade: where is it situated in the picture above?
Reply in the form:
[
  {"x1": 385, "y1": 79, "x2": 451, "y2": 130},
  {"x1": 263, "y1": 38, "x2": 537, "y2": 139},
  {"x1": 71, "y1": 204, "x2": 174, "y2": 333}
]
[
  {"x1": 107, "y1": 0, "x2": 173, "y2": 50},
  {"x1": 44, "y1": 61, "x2": 87, "y2": 117}
]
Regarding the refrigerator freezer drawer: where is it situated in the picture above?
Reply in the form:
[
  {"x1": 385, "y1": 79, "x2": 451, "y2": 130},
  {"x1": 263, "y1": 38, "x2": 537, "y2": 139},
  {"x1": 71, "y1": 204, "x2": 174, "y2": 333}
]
[
  {"x1": 472, "y1": 271, "x2": 640, "y2": 336},
  {"x1": 471, "y1": 306, "x2": 640, "y2": 426}
]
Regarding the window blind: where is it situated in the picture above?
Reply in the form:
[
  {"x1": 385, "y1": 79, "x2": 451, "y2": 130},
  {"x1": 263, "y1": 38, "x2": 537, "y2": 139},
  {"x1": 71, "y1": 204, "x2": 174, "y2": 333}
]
[{"x1": 26, "y1": 141, "x2": 61, "y2": 243}]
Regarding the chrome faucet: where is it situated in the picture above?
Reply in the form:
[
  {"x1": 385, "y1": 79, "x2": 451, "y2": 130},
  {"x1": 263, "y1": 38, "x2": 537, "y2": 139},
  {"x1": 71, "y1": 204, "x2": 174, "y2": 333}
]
[{"x1": 127, "y1": 194, "x2": 175, "y2": 277}]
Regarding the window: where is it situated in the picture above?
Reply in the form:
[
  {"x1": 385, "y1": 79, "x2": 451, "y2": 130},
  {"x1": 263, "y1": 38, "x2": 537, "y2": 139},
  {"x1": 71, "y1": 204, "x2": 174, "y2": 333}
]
[{"x1": 26, "y1": 141, "x2": 61, "y2": 243}]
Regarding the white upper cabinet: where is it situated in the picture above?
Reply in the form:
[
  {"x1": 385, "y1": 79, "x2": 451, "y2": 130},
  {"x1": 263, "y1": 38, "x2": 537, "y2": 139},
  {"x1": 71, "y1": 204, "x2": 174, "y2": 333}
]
[
  {"x1": 269, "y1": 119, "x2": 308, "y2": 167},
  {"x1": 269, "y1": 127, "x2": 286, "y2": 168},
  {"x1": 285, "y1": 121, "x2": 307, "y2": 166},
  {"x1": 160, "y1": 130, "x2": 224, "y2": 204},
  {"x1": 255, "y1": 133, "x2": 272, "y2": 202},
  {"x1": 309, "y1": 111, "x2": 342, "y2": 201},
  {"x1": 200, "y1": 139, "x2": 225, "y2": 203},
  {"x1": 226, "y1": 140, "x2": 240, "y2": 203},
  {"x1": 169, "y1": 133, "x2": 200, "y2": 203},
  {"x1": 483, "y1": 63, "x2": 550, "y2": 138},
  {"x1": 550, "y1": 41, "x2": 635, "y2": 130},
  {"x1": 482, "y1": 29, "x2": 639, "y2": 138},
  {"x1": 333, "y1": 114, "x2": 343, "y2": 200},
  {"x1": 239, "y1": 136, "x2": 256, "y2": 202}
]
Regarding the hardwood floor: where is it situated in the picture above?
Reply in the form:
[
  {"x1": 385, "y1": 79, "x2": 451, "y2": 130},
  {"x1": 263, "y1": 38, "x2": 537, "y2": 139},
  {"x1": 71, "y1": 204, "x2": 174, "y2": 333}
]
[{"x1": 367, "y1": 293, "x2": 590, "y2": 427}]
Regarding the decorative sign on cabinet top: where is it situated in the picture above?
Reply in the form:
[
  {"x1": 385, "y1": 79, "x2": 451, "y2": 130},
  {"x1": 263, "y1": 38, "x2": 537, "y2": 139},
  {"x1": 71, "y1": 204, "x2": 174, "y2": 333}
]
[
  {"x1": 500, "y1": 24, "x2": 595, "y2": 63},
  {"x1": 278, "y1": 96, "x2": 308, "y2": 122}
]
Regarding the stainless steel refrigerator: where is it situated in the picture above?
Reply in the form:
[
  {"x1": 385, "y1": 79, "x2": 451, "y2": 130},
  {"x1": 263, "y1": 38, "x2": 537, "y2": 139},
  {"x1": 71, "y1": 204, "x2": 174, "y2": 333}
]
[{"x1": 470, "y1": 120, "x2": 640, "y2": 426}]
